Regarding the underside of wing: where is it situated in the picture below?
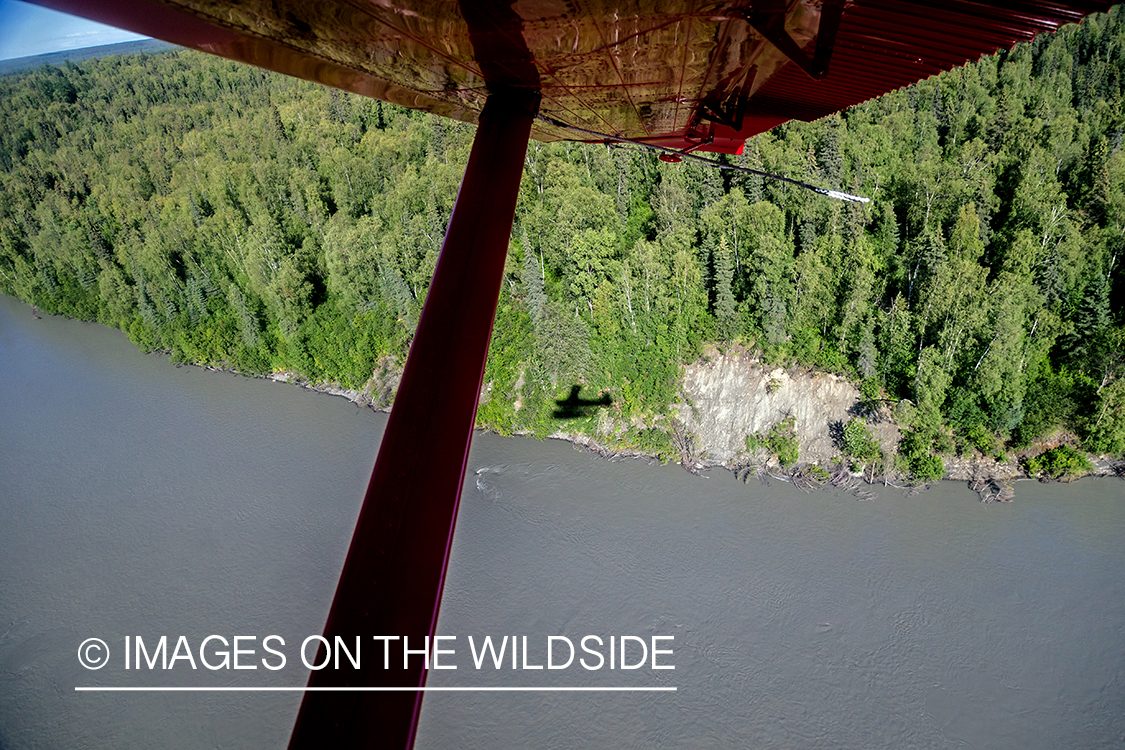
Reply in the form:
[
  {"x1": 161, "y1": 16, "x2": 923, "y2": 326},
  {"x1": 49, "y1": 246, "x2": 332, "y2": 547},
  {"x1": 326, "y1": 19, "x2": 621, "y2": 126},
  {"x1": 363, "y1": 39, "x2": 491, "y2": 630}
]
[{"x1": 27, "y1": 1, "x2": 1114, "y2": 153}]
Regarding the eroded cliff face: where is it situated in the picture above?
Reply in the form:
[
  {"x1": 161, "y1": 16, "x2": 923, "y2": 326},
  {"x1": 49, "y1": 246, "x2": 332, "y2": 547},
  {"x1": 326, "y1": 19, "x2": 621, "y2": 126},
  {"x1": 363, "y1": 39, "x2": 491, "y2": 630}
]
[{"x1": 677, "y1": 347, "x2": 897, "y2": 465}]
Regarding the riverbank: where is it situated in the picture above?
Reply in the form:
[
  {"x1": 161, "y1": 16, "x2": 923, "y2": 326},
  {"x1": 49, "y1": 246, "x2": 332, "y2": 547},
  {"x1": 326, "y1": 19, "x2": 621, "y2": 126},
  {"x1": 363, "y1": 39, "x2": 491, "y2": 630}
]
[
  {"x1": 256, "y1": 349, "x2": 1124, "y2": 496},
  {"x1": 257, "y1": 365, "x2": 1125, "y2": 506},
  {"x1": 8, "y1": 296, "x2": 1120, "y2": 492}
]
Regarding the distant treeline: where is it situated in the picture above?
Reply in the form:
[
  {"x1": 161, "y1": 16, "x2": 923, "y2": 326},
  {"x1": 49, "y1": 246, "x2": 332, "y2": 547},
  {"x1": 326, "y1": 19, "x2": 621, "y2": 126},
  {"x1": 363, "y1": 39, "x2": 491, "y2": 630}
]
[
  {"x1": 1, "y1": 7, "x2": 1123, "y2": 474},
  {"x1": 0, "y1": 39, "x2": 179, "y2": 77}
]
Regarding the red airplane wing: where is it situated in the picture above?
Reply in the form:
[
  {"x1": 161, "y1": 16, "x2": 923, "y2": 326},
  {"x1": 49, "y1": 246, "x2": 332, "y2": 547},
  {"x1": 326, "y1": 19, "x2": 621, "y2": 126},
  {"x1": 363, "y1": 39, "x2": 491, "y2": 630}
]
[{"x1": 27, "y1": 1, "x2": 1113, "y2": 154}]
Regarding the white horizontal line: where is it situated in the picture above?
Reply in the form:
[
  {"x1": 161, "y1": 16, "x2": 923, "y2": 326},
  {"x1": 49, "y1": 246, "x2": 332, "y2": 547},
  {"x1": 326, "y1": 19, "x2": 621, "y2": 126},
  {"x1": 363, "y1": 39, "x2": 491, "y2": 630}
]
[{"x1": 75, "y1": 686, "x2": 677, "y2": 692}]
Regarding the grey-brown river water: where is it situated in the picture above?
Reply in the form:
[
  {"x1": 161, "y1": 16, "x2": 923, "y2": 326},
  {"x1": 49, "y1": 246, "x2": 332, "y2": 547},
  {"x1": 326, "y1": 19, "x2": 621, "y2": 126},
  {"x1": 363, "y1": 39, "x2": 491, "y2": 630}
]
[{"x1": 1, "y1": 293, "x2": 1123, "y2": 749}]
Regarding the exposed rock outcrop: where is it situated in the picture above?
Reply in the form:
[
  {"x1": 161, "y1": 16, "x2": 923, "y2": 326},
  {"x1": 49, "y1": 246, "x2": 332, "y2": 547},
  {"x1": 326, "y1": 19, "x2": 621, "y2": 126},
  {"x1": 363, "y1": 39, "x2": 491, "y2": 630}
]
[{"x1": 676, "y1": 346, "x2": 899, "y2": 466}]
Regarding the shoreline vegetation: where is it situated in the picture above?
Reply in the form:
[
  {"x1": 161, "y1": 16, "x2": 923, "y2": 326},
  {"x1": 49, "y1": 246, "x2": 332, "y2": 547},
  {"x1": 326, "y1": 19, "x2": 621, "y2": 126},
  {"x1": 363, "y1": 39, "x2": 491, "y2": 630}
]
[
  {"x1": 196, "y1": 336, "x2": 1125, "y2": 500},
  {"x1": 3, "y1": 9, "x2": 1125, "y2": 497},
  {"x1": 15, "y1": 296, "x2": 1125, "y2": 499},
  {"x1": 246, "y1": 356, "x2": 1125, "y2": 500}
]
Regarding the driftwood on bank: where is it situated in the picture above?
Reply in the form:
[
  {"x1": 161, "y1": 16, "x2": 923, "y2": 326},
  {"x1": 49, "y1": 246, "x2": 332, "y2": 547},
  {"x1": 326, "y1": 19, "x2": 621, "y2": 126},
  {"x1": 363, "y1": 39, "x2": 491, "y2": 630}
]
[
  {"x1": 670, "y1": 420, "x2": 704, "y2": 474},
  {"x1": 968, "y1": 477, "x2": 1015, "y2": 503}
]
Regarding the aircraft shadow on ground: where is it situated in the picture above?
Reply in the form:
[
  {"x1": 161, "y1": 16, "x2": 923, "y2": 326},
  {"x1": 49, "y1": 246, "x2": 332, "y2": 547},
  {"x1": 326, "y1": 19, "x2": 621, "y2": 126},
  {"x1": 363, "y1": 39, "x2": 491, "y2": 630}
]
[{"x1": 552, "y1": 385, "x2": 613, "y2": 419}]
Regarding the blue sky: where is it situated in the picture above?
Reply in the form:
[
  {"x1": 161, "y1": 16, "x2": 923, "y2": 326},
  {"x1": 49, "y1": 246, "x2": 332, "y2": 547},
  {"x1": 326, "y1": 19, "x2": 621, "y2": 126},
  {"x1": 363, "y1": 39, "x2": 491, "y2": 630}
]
[{"x1": 0, "y1": 0, "x2": 148, "y2": 60}]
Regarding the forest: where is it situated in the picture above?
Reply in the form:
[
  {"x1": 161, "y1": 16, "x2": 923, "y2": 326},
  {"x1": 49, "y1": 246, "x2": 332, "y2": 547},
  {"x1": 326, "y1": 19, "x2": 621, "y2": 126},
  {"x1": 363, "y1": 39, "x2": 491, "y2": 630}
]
[{"x1": 1, "y1": 7, "x2": 1124, "y2": 478}]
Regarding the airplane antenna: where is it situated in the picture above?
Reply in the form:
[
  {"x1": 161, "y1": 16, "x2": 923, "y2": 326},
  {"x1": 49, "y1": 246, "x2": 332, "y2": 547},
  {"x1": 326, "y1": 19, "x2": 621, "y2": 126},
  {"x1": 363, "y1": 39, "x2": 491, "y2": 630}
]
[{"x1": 536, "y1": 114, "x2": 870, "y2": 203}]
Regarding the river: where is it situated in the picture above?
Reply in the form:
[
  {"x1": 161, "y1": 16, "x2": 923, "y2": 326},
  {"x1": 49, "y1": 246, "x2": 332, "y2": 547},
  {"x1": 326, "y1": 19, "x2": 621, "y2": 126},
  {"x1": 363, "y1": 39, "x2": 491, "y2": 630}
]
[{"x1": 1, "y1": 293, "x2": 1123, "y2": 749}]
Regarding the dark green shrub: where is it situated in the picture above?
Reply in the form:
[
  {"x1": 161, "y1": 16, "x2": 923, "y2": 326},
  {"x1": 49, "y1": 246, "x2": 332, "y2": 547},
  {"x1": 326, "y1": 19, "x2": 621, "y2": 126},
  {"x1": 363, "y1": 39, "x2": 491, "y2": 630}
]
[
  {"x1": 964, "y1": 424, "x2": 995, "y2": 456},
  {"x1": 898, "y1": 430, "x2": 945, "y2": 482},
  {"x1": 749, "y1": 416, "x2": 799, "y2": 467},
  {"x1": 1024, "y1": 445, "x2": 1092, "y2": 479},
  {"x1": 843, "y1": 417, "x2": 881, "y2": 465}
]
